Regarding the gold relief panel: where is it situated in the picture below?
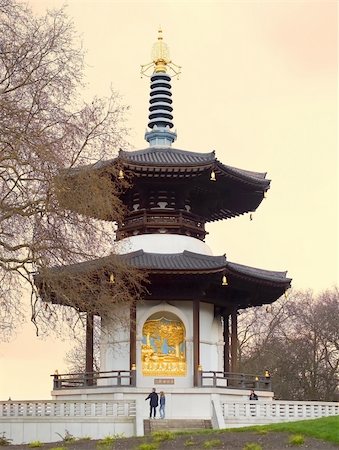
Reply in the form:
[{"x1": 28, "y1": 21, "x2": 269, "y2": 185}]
[{"x1": 141, "y1": 314, "x2": 186, "y2": 377}]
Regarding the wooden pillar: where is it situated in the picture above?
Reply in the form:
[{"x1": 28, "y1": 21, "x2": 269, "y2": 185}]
[
  {"x1": 85, "y1": 312, "x2": 94, "y2": 384},
  {"x1": 193, "y1": 299, "x2": 200, "y2": 387},
  {"x1": 223, "y1": 312, "x2": 230, "y2": 373},
  {"x1": 129, "y1": 300, "x2": 137, "y2": 370},
  {"x1": 230, "y1": 308, "x2": 238, "y2": 373}
]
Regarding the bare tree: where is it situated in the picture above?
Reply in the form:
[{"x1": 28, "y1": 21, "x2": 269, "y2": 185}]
[
  {"x1": 238, "y1": 288, "x2": 339, "y2": 401},
  {"x1": 64, "y1": 316, "x2": 101, "y2": 373},
  {"x1": 0, "y1": 0, "x2": 143, "y2": 338}
]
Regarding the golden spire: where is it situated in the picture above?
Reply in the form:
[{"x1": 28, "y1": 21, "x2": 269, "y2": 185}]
[
  {"x1": 141, "y1": 29, "x2": 181, "y2": 78},
  {"x1": 152, "y1": 28, "x2": 170, "y2": 73}
]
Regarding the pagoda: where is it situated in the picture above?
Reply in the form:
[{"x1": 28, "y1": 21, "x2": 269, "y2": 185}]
[{"x1": 46, "y1": 31, "x2": 291, "y2": 409}]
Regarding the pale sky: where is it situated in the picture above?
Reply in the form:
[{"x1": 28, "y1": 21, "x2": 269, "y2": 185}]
[{"x1": 0, "y1": 1, "x2": 337, "y2": 400}]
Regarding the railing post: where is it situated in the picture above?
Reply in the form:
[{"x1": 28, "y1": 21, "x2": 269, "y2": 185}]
[
  {"x1": 131, "y1": 364, "x2": 136, "y2": 387},
  {"x1": 264, "y1": 371, "x2": 271, "y2": 391},
  {"x1": 53, "y1": 371, "x2": 60, "y2": 390},
  {"x1": 240, "y1": 373, "x2": 245, "y2": 388},
  {"x1": 197, "y1": 365, "x2": 203, "y2": 387},
  {"x1": 213, "y1": 371, "x2": 217, "y2": 388}
]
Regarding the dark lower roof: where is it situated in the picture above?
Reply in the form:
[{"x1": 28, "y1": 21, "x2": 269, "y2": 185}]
[
  {"x1": 119, "y1": 250, "x2": 226, "y2": 273},
  {"x1": 227, "y1": 262, "x2": 289, "y2": 285},
  {"x1": 43, "y1": 250, "x2": 291, "y2": 286}
]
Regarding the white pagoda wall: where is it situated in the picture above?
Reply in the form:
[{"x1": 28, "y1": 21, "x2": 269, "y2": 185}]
[
  {"x1": 100, "y1": 300, "x2": 223, "y2": 388},
  {"x1": 199, "y1": 302, "x2": 224, "y2": 371},
  {"x1": 100, "y1": 304, "x2": 130, "y2": 377}
]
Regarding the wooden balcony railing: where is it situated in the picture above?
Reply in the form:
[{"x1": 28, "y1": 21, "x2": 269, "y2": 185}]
[
  {"x1": 117, "y1": 209, "x2": 207, "y2": 240},
  {"x1": 51, "y1": 369, "x2": 271, "y2": 391},
  {"x1": 52, "y1": 369, "x2": 136, "y2": 390},
  {"x1": 199, "y1": 371, "x2": 272, "y2": 391}
]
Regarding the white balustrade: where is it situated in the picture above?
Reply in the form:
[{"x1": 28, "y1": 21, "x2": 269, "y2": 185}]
[
  {"x1": 222, "y1": 400, "x2": 339, "y2": 424},
  {"x1": 0, "y1": 400, "x2": 136, "y2": 418}
]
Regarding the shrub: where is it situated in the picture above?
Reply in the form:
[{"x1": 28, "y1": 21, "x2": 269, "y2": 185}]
[
  {"x1": 56, "y1": 430, "x2": 75, "y2": 442},
  {"x1": 98, "y1": 435, "x2": 115, "y2": 445},
  {"x1": 203, "y1": 439, "x2": 222, "y2": 448},
  {"x1": 184, "y1": 438, "x2": 195, "y2": 446},
  {"x1": 256, "y1": 429, "x2": 268, "y2": 435},
  {"x1": 151, "y1": 431, "x2": 175, "y2": 442},
  {"x1": 28, "y1": 441, "x2": 43, "y2": 448},
  {"x1": 243, "y1": 443, "x2": 263, "y2": 450},
  {"x1": 77, "y1": 436, "x2": 92, "y2": 441},
  {"x1": 50, "y1": 447, "x2": 67, "y2": 450},
  {"x1": 0, "y1": 432, "x2": 12, "y2": 446},
  {"x1": 137, "y1": 444, "x2": 159, "y2": 450},
  {"x1": 288, "y1": 434, "x2": 305, "y2": 446}
]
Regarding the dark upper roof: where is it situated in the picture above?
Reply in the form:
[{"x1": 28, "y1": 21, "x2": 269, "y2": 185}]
[
  {"x1": 61, "y1": 147, "x2": 270, "y2": 223},
  {"x1": 120, "y1": 147, "x2": 216, "y2": 166},
  {"x1": 88, "y1": 147, "x2": 270, "y2": 189}
]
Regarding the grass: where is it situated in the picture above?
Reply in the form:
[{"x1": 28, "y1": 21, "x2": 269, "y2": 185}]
[
  {"x1": 160, "y1": 415, "x2": 339, "y2": 444},
  {"x1": 159, "y1": 415, "x2": 339, "y2": 445},
  {"x1": 247, "y1": 416, "x2": 339, "y2": 444}
]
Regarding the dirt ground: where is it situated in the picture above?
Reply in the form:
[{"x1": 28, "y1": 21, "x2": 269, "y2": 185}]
[{"x1": 3, "y1": 430, "x2": 339, "y2": 450}]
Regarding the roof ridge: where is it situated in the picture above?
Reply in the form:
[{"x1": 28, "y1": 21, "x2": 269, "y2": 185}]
[
  {"x1": 120, "y1": 147, "x2": 216, "y2": 158},
  {"x1": 182, "y1": 250, "x2": 225, "y2": 261}
]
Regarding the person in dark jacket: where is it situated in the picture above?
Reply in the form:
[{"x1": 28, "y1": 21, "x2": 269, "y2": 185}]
[
  {"x1": 145, "y1": 388, "x2": 159, "y2": 418},
  {"x1": 249, "y1": 390, "x2": 258, "y2": 400}
]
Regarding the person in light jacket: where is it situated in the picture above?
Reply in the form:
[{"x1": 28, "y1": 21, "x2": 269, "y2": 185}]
[
  {"x1": 145, "y1": 388, "x2": 158, "y2": 419},
  {"x1": 159, "y1": 391, "x2": 166, "y2": 419}
]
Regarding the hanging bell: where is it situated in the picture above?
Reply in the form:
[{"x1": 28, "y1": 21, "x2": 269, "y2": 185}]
[
  {"x1": 210, "y1": 170, "x2": 216, "y2": 182},
  {"x1": 222, "y1": 275, "x2": 228, "y2": 286},
  {"x1": 109, "y1": 273, "x2": 115, "y2": 284},
  {"x1": 118, "y1": 169, "x2": 124, "y2": 180}
]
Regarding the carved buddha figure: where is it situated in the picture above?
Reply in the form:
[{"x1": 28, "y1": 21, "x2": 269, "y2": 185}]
[{"x1": 141, "y1": 314, "x2": 186, "y2": 376}]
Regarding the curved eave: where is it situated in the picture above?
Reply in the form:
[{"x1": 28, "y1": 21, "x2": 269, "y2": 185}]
[
  {"x1": 120, "y1": 158, "x2": 270, "y2": 190},
  {"x1": 214, "y1": 160, "x2": 270, "y2": 190},
  {"x1": 35, "y1": 251, "x2": 291, "y2": 310},
  {"x1": 60, "y1": 147, "x2": 270, "y2": 222},
  {"x1": 225, "y1": 262, "x2": 292, "y2": 288},
  {"x1": 38, "y1": 250, "x2": 290, "y2": 288},
  {"x1": 67, "y1": 147, "x2": 270, "y2": 191}
]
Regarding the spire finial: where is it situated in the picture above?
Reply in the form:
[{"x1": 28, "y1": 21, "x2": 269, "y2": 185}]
[
  {"x1": 152, "y1": 28, "x2": 170, "y2": 73},
  {"x1": 141, "y1": 29, "x2": 181, "y2": 78},
  {"x1": 143, "y1": 30, "x2": 180, "y2": 147}
]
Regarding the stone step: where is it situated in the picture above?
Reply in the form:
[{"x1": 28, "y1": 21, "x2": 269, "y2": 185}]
[{"x1": 144, "y1": 419, "x2": 212, "y2": 435}]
